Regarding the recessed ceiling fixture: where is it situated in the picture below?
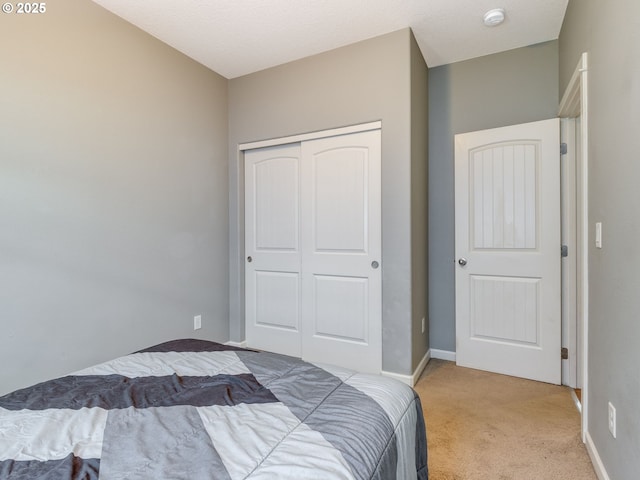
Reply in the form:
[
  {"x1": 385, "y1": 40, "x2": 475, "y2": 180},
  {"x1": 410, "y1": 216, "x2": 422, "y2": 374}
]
[{"x1": 483, "y1": 8, "x2": 506, "y2": 27}]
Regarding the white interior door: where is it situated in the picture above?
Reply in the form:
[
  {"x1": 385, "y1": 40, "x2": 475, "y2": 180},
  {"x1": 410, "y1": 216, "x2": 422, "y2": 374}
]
[
  {"x1": 245, "y1": 144, "x2": 302, "y2": 357},
  {"x1": 455, "y1": 118, "x2": 561, "y2": 384},
  {"x1": 300, "y1": 130, "x2": 382, "y2": 373}
]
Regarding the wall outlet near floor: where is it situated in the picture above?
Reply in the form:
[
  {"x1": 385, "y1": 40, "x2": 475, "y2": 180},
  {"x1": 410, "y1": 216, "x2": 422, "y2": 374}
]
[
  {"x1": 608, "y1": 401, "x2": 616, "y2": 438},
  {"x1": 421, "y1": 317, "x2": 425, "y2": 334},
  {"x1": 194, "y1": 314, "x2": 202, "y2": 330}
]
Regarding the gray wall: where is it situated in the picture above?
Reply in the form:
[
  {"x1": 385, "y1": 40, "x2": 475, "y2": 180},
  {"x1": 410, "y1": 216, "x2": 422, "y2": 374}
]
[
  {"x1": 560, "y1": 1, "x2": 640, "y2": 478},
  {"x1": 428, "y1": 41, "x2": 560, "y2": 351},
  {"x1": 228, "y1": 29, "x2": 424, "y2": 375},
  {"x1": 0, "y1": 0, "x2": 229, "y2": 395},
  {"x1": 410, "y1": 34, "x2": 430, "y2": 369}
]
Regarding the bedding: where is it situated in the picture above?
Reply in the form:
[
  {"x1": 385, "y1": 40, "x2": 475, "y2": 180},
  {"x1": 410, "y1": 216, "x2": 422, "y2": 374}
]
[{"x1": 0, "y1": 339, "x2": 428, "y2": 479}]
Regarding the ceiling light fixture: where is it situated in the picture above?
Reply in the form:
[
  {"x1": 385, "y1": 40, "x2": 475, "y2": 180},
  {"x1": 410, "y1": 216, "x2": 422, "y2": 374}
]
[{"x1": 483, "y1": 8, "x2": 506, "y2": 27}]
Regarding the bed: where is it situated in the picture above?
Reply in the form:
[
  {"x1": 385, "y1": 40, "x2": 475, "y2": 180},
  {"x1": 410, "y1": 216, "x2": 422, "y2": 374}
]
[{"x1": 0, "y1": 339, "x2": 428, "y2": 479}]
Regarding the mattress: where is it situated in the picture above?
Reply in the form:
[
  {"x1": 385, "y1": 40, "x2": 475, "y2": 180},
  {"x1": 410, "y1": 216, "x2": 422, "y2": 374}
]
[{"x1": 0, "y1": 339, "x2": 428, "y2": 479}]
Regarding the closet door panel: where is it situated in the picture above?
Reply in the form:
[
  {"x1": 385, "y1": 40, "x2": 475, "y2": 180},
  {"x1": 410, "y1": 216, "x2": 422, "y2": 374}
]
[
  {"x1": 245, "y1": 144, "x2": 301, "y2": 357},
  {"x1": 301, "y1": 130, "x2": 382, "y2": 373},
  {"x1": 313, "y1": 149, "x2": 367, "y2": 252},
  {"x1": 313, "y1": 275, "x2": 368, "y2": 343}
]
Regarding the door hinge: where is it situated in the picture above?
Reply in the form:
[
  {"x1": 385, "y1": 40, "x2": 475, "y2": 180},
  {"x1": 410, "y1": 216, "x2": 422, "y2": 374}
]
[
  {"x1": 561, "y1": 347, "x2": 569, "y2": 360},
  {"x1": 561, "y1": 245, "x2": 569, "y2": 257},
  {"x1": 560, "y1": 143, "x2": 568, "y2": 155}
]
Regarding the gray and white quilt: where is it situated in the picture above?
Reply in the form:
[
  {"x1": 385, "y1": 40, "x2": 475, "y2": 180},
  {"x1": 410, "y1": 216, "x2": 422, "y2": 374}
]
[{"x1": 0, "y1": 339, "x2": 428, "y2": 479}]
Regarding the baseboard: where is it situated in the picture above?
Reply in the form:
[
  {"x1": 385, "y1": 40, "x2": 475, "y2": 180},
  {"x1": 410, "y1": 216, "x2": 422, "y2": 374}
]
[
  {"x1": 382, "y1": 349, "x2": 431, "y2": 387},
  {"x1": 430, "y1": 349, "x2": 456, "y2": 362},
  {"x1": 585, "y1": 431, "x2": 611, "y2": 480},
  {"x1": 570, "y1": 389, "x2": 582, "y2": 413},
  {"x1": 225, "y1": 340, "x2": 247, "y2": 348}
]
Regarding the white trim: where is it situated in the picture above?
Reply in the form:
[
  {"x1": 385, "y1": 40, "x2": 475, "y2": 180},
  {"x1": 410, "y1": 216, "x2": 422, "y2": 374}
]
[
  {"x1": 382, "y1": 349, "x2": 431, "y2": 387},
  {"x1": 238, "y1": 121, "x2": 382, "y2": 151},
  {"x1": 585, "y1": 431, "x2": 611, "y2": 480},
  {"x1": 559, "y1": 52, "x2": 589, "y2": 442},
  {"x1": 559, "y1": 59, "x2": 583, "y2": 116},
  {"x1": 579, "y1": 52, "x2": 590, "y2": 444},
  {"x1": 413, "y1": 350, "x2": 431, "y2": 383},
  {"x1": 570, "y1": 389, "x2": 582, "y2": 414},
  {"x1": 381, "y1": 370, "x2": 413, "y2": 386},
  {"x1": 225, "y1": 340, "x2": 247, "y2": 348},
  {"x1": 430, "y1": 349, "x2": 456, "y2": 362}
]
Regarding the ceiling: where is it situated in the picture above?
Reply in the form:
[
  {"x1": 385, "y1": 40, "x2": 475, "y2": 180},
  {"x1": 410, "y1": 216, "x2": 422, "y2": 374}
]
[{"x1": 91, "y1": 0, "x2": 569, "y2": 79}]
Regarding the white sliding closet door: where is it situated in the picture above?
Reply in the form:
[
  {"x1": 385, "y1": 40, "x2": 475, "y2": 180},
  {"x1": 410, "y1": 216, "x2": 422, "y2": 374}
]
[
  {"x1": 245, "y1": 144, "x2": 302, "y2": 357},
  {"x1": 244, "y1": 129, "x2": 381, "y2": 373},
  {"x1": 300, "y1": 130, "x2": 382, "y2": 373}
]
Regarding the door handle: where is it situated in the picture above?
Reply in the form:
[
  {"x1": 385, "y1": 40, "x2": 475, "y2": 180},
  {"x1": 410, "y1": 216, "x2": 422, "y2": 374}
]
[
  {"x1": 458, "y1": 258, "x2": 467, "y2": 266},
  {"x1": 247, "y1": 256, "x2": 252, "y2": 263},
  {"x1": 371, "y1": 261, "x2": 379, "y2": 269}
]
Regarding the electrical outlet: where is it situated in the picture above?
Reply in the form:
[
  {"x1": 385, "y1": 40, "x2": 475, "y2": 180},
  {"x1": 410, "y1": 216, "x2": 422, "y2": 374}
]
[
  {"x1": 194, "y1": 315, "x2": 202, "y2": 330},
  {"x1": 421, "y1": 317, "x2": 425, "y2": 334},
  {"x1": 608, "y1": 402, "x2": 616, "y2": 438}
]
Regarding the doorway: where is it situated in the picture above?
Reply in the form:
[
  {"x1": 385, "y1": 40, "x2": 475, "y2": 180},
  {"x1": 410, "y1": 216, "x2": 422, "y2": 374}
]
[{"x1": 558, "y1": 52, "x2": 589, "y2": 440}]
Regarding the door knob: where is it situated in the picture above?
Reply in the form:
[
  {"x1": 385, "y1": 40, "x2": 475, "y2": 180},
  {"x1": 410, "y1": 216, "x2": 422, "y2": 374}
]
[
  {"x1": 458, "y1": 258, "x2": 467, "y2": 266},
  {"x1": 247, "y1": 256, "x2": 252, "y2": 263},
  {"x1": 371, "y1": 261, "x2": 379, "y2": 269}
]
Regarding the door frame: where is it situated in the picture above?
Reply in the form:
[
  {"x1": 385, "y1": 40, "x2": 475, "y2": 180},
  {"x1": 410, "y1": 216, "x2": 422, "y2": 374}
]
[
  {"x1": 558, "y1": 52, "x2": 589, "y2": 441},
  {"x1": 560, "y1": 117, "x2": 578, "y2": 389},
  {"x1": 239, "y1": 121, "x2": 382, "y2": 151}
]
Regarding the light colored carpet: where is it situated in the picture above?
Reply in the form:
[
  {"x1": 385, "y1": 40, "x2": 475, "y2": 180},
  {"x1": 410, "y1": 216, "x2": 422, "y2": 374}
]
[{"x1": 414, "y1": 359, "x2": 597, "y2": 480}]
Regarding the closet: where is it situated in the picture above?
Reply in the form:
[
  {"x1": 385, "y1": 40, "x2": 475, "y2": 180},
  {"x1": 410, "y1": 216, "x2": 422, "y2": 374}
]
[{"x1": 244, "y1": 127, "x2": 381, "y2": 373}]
